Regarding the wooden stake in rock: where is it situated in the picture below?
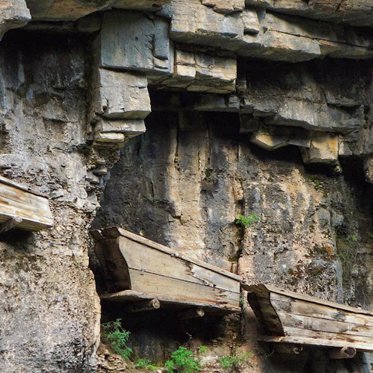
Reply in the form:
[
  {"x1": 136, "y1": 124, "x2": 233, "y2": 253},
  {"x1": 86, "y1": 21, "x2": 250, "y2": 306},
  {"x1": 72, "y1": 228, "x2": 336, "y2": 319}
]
[
  {"x1": 123, "y1": 299, "x2": 161, "y2": 313},
  {"x1": 329, "y1": 347, "x2": 356, "y2": 360}
]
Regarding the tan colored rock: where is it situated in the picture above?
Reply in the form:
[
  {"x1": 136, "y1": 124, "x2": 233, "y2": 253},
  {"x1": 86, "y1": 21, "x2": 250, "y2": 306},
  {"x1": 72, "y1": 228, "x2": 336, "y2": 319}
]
[
  {"x1": 170, "y1": 0, "x2": 244, "y2": 47},
  {"x1": 201, "y1": 0, "x2": 245, "y2": 14},
  {"x1": 155, "y1": 49, "x2": 236, "y2": 94},
  {"x1": 25, "y1": 0, "x2": 169, "y2": 21},
  {"x1": 301, "y1": 134, "x2": 339, "y2": 164},
  {"x1": 245, "y1": 0, "x2": 373, "y2": 28},
  {"x1": 170, "y1": 1, "x2": 373, "y2": 62},
  {"x1": 242, "y1": 9, "x2": 260, "y2": 34},
  {"x1": 26, "y1": 0, "x2": 110, "y2": 21},
  {"x1": 91, "y1": 68, "x2": 151, "y2": 120},
  {"x1": 94, "y1": 119, "x2": 146, "y2": 137},
  {"x1": 95, "y1": 132, "x2": 126, "y2": 143},
  {"x1": 250, "y1": 127, "x2": 311, "y2": 151},
  {"x1": 0, "y1": 0, "x2": 30, "y2": 39},
  {"x1": 110, "y1": 0, "x2": 168, "y2": 11}
]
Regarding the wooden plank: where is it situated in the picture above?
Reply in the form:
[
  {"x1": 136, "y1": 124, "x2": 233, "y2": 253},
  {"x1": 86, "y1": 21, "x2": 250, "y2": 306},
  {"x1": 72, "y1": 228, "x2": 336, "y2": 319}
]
[
  {"x1": 282, "y1": 327, "x2": 373, "y2": 346},
  {"x1": 265, "y1": 284, "x2": 373, "y2": 316},
  {"x1": 129, "y1": 269, "x2": 240, "y2": 311},
  {"x1": 115, "y1": 227, "x2": 241, "y2": 280},
  {"x1": 258, "y1": 334, "x2": 373, "y2": 352},
  {"x1": 277, "y1": 311, "x2": 373, "y2": 338},
  {"x1": 101, "y1": 290, "x2": 240, "y2": 313},
  {"x1": 248, "y1": 293, "x2": 285, "y2": 335},
  {"x1": 271, "y1": 294, "x2": 373, "y2": 328},
  {"x1": 0, "y1": 175, "x2": 47, "y2": 197},
  {"x1": 260, "y1": 327, "x2": 373, "y2": 351},
  {"x1": 0, "y1": 178, "x2": 53, "y2": 231},
  {"x1": 118, "y1": 235, "x2": 240, "y2": 294},
  {"x1": 93, "y1": 239, "x2": 131, "y2": 291}
]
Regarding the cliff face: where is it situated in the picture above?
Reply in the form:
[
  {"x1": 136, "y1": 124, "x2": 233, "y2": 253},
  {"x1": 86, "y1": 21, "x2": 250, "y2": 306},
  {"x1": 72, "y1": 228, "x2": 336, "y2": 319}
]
[
  {"x1": 0, "y1": 32, "x2": 100, "y2": 372},
  {"x1": 0, "y1": 1, "x2": 372, "y2": 373}
]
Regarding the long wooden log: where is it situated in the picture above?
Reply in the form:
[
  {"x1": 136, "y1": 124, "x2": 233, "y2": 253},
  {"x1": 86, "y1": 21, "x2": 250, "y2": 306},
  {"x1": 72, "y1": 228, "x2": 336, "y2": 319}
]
[{"x1": 329, "y1": 347, "x2": 356, "y2": 360}]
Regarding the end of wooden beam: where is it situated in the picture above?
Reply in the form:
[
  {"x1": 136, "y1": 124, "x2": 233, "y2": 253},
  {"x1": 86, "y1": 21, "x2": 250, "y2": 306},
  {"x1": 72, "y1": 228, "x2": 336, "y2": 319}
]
[
  {"x1": 123, "y1": 299, "x2": 161, "y2": 313},
  {"x1": 328, "y1": 347, "x2": 356, "y2": 360},
  {"x1": 178, "y1": 308, "x2": 205, "y2": 320},
  {"x1": 0, "y1": 217, "x2": 23, "y2": 234}
]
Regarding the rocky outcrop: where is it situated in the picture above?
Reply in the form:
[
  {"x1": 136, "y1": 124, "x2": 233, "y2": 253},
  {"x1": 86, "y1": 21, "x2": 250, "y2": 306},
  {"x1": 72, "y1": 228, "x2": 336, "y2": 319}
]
[
  {"x1": 0, "y1": 0, "x2": 30, "y2": 39},
  {"x1": 245, "y1": 0, "x2": 373, "y2": 28}
]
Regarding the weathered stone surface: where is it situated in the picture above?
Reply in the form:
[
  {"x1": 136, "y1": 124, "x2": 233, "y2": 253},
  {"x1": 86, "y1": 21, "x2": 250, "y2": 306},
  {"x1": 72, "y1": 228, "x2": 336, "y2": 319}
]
[
  {"x1": 201, "y1": 0, "x2": 245, "y2": 14},
  {"x1": 241, "y1": 60, "x2": 368, "y2": 134},
  {"x1": 91, "y1": 68, "x2": 151, "y2": 120},
  {"x1": 0, "y1": 0, "x2": 30, "y2": 40},
  {"x1": 301, "y1": 134, "x2": 339, "y2": 165},
  {"x1": 0, "y1": 31, "x2": 100, "y2": 373},
  {"x1": 242, "y1": 8, "x2": 260, "y2": 34},
  {"x1": 153, "y1": 49, "x2": 237, "y2": 93},
  {"x1": 98, "y1": 11, "x2": 173, "y2": 74},
  {"x1": 111, "y1": 0, "x2": 169, "y2": 11},
  {"x1": 25, "y1": 0, "x2": 170, "y2": 21},
  {"x1": 94, "y1": 118, "x2": 146, "y2": 136},
  {"x1": 245, "y1": 0, "x2": 373, "y2": 28},
  {"x1": 25, "y1": 0, "x2": 110, "y2": 21},
  {"x1": 170, "y1": 0, "x2": 373, "y2": 62}
]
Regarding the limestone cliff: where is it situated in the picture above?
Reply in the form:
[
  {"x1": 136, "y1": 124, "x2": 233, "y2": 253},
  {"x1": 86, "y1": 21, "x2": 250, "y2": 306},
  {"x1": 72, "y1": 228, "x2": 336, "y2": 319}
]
[{"x1": 0, "y1": 1, "x2": 372, "y2": 373}]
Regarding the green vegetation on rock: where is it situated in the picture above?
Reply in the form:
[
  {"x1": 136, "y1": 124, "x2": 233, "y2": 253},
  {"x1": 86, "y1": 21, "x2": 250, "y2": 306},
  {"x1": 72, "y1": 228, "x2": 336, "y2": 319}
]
[
  {"x1": 165, "y1": 347, "x2": 201, "y2": 373},
  {"x1": 102, "y1": 319, "x2": 133, "y2": 360}
]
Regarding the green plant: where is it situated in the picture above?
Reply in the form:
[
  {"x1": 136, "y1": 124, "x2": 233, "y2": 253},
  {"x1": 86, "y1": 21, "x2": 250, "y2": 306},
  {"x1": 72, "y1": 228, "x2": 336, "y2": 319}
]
[
  {"x1": 102, "y1": 319, "x2": 133, "y2": 360},
  {"x1": 135, "y1": 358, "x2": 158, "y2": 371},
  {"x1": 165, "y1": 347, "x2": 201, "y2": 373},
  {"x1": 198, "y1": 345, "x2": 208, "y2": 354},
  {"x1": 235, "y1": 213, "x2": 260, "y2": 228},
  {"x1": 219, "y1": 352, "x2": 252, "y2": 370}
]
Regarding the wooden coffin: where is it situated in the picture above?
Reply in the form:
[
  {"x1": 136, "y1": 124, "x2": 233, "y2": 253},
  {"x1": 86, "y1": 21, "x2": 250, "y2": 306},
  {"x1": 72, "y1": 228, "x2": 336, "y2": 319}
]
[
  {"x1": 246, "y1": 284, "x2": 373, "y2": 352},
  {"x1": 92, "y1": 227, "x2": 241, "y2": 314},
  {"x1": 0, "y1": 176, "x2": 53, "y2": 231}
]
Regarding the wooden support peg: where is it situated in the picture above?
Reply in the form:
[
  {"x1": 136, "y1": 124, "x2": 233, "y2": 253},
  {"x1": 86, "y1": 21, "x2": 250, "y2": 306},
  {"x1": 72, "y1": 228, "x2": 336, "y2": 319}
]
[
  {"x1": 0, "y1": 217, "x2": 23, "y2": 235},
  {"x1": 329, "y1": 347, "x2": 356, "y2": 360},
  {"x1": 178, "y1": 308, "x2": 205, "y2": 320},
  {"x1": 123, "y1": 299, "x2": 161, "y2": 313},
  {"x1": 274, "y1": 344, "x2": 303, "y2": 355}
]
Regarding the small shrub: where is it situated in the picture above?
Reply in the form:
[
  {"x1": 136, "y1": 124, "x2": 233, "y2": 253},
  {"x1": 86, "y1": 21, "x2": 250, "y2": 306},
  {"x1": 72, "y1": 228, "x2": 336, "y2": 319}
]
[
  {"x1": 235, "y1": 213, "x2": 260, "y2": 228},
  {"x1": 198, "y1": 345, "x2": 208, "y2": 354},
  {"x1": 135, "y1": 358, "x2": 158, "y2": 371},
  {"x1": 102, "y1": 318, "x2": 132, "y2": 360},
  {"x1": 165, "y1": 347, "x2": 201, "y2": 373},
  {"x1": 219, "y1": 352, "x2": 252, "y2": 370}
]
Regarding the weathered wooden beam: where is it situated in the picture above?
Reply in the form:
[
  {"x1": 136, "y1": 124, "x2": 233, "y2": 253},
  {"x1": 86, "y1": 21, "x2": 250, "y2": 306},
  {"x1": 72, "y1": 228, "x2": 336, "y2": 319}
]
[
  {"x1": 123, "y1": 299, "x2": 161, "y2": 313},
  {"x1": 329, "y1": 347, "x2": 356, "y2": 360},
  {"x1": 178, "y1": 308, "x2": 205, "y2": 320},
  {"x1": 93, "y1": 227, "x2": 241, "y2": 314},
  {"x1": 0, "y1": 176, "x2": 53, "y2": 231},
  {"x1": 0, "y1": 217, "x2": 23, "y2": 234}
]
